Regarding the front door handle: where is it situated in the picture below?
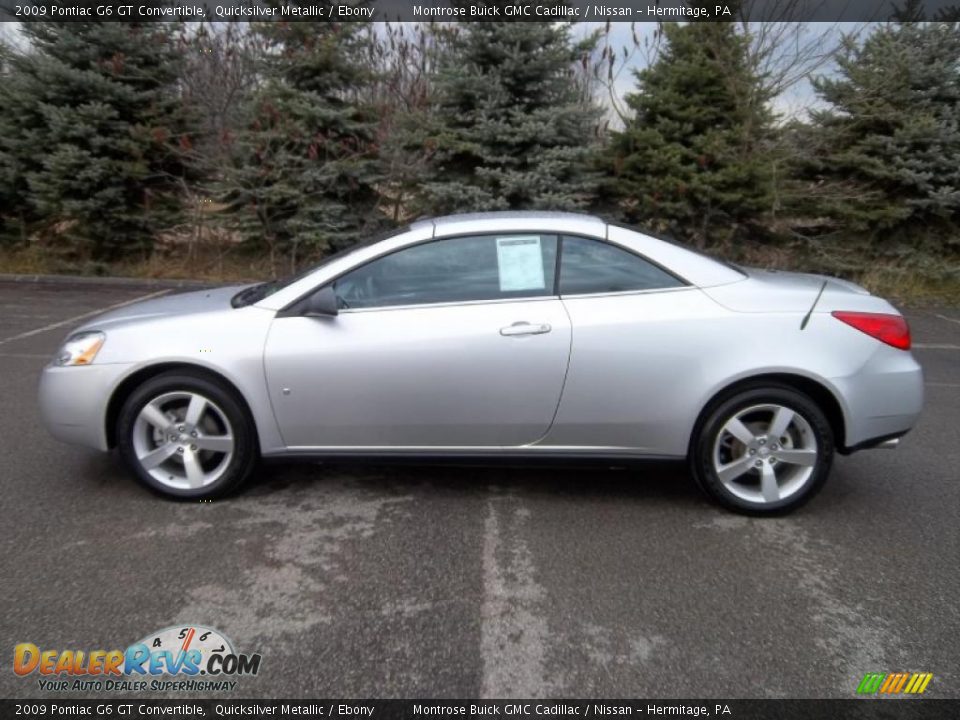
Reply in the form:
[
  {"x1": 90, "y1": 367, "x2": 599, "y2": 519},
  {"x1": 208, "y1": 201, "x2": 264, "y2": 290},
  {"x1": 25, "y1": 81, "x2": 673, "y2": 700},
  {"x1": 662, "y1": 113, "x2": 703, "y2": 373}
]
[{"x1": 500, "y1": 322, "x2": 552, "y2": 337}]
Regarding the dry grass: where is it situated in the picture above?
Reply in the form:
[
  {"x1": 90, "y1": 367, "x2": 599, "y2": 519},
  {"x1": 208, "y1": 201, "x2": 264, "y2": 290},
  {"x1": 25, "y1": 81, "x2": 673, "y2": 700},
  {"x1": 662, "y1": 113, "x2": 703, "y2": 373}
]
[
  {"x1": 0, "y1": 244, "x2": 277, "y2": 284},
  {"x1": 722, "y1": 241, "x2": 960, "y2": 306},
  {"x1": 853, "y1": 265, "x2": 960, "y2": 306}
]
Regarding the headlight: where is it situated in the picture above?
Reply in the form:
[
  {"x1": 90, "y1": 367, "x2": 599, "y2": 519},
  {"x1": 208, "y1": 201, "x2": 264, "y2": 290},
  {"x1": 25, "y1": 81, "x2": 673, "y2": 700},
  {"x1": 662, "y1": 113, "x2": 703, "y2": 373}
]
[{"x1": 53, "y1": 332, "x2": 105, "y2": 366}]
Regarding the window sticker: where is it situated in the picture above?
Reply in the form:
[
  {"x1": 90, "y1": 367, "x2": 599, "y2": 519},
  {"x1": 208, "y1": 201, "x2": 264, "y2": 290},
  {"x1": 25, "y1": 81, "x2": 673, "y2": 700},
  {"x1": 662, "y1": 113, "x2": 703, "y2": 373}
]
[{"x1": 496, "y1": 236, "x2": 545, "y2": 292}]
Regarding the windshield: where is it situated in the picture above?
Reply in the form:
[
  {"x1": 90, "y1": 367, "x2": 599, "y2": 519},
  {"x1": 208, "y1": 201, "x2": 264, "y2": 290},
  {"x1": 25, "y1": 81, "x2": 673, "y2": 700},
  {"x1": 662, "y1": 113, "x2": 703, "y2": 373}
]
[{"x1": 231, "y1": 225, "x2": 413, "y2": 308}]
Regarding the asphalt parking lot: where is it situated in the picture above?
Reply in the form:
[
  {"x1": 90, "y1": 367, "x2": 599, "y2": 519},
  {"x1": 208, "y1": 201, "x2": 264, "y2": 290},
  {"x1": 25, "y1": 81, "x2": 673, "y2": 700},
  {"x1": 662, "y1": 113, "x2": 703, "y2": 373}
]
[{"x1": 0, "y1": 279, "x2": 958, "y2": 700}]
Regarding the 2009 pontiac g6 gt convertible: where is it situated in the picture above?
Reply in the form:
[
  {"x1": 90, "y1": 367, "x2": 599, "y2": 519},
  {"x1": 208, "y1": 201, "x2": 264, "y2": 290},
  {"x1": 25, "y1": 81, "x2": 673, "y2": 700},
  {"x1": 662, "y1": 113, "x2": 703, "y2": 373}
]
[{"x1": 38, "y1": 212, "x2": 923, "y2": 513}]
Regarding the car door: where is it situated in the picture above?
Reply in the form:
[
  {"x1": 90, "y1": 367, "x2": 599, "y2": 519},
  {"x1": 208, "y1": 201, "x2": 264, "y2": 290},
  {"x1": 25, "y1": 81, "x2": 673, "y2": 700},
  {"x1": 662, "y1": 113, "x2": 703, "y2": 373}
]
[{"x1": 263, "y1": 233, "x2": 571, "y2": 449}]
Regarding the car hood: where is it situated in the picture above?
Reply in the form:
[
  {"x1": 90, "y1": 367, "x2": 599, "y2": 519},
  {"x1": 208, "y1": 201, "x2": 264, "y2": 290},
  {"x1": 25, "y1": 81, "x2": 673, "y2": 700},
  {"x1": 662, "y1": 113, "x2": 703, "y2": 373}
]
[
  {"x1": 701, "y1": 267, "x2": 870, "y2": 313},
  {"x1": 76, "y1": 285, "x2": 251, "y2": 331}
]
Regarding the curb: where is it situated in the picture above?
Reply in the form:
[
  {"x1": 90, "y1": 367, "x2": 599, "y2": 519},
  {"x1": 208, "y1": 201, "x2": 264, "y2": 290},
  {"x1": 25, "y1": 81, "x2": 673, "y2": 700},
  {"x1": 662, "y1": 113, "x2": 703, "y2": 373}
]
[{"x1": 0, "y1": 272, "x2": 233, "y2": 288}]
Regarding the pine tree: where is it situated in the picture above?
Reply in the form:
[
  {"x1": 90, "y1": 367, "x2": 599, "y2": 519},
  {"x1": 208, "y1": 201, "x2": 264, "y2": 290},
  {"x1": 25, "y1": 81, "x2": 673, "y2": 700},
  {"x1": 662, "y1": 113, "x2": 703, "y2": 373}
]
[
  {"x1": 0, "y1": 22, "x2": 191, "y2": 259},
  {"x1": 220, "y1": 16, "x2": 384, "y2": 270},
  {"x1": 807, "y1": 22, "x2": 960, "y2": 238},
  {"x1": 0, "y1": 36, "x2": 21, "y2": 243},
  {"x1": 413, "y1": 19, "x2": 602, "y2": 215},
  {"x1": 605, "y1": 20, "x2": 774, "y2": 244}
]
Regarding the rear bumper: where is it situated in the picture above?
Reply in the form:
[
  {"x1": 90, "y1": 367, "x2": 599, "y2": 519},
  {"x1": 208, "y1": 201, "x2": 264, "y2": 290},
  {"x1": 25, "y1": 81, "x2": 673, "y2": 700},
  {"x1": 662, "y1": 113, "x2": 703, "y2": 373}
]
[
  {"x1": 37, "y1": 362, "x2": 134, "y2": 452},
  {"x1": 831, "y1": 346, "x2": 923, "y2": 452}
]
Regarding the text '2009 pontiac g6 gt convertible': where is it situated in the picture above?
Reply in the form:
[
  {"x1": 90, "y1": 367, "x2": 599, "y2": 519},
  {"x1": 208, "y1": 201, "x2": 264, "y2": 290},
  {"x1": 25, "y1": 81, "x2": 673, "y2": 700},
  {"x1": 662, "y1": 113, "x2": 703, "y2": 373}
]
[{"x1": 38, "y1": 212, "x2": 923, "y2": 514}]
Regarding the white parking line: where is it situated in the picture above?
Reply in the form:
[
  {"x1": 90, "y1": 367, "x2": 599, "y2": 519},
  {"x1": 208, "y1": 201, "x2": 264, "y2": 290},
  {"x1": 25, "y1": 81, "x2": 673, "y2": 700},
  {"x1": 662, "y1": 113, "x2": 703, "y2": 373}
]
[
  {"x1": 0, "y1": 290, "x2": 169, "y2": 346},
  {"x1": 480, "y1": 493, "x2": 548, "y2": 698},
  {"x1": 934, "y1": 313, "x2": 960, "y2": 326},
  {"x1": 913, "y1": 343, "x2": 960, "y2": 350}
]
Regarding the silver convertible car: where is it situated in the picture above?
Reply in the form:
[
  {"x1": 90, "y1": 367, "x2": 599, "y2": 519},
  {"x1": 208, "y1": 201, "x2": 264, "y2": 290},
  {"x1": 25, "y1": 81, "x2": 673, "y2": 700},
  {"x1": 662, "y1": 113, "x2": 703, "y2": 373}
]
[{"x1": 38, "y1": 212, "x2": 923, "y2": 513}]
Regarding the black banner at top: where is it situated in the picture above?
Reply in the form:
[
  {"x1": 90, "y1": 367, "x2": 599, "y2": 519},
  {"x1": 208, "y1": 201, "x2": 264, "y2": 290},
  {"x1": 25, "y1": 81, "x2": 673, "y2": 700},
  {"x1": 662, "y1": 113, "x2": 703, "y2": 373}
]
[
  {"x1": 0, "y1": 700, "x2": 959, "y2": 720},
  {"x1": 2, "y1": 0, "x2": 960, "y2": 23}
]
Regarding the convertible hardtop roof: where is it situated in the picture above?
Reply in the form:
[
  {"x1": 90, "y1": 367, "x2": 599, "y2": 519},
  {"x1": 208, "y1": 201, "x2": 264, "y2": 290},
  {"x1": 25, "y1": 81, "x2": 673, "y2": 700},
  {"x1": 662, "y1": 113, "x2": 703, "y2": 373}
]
[
  {"x1": 409, "y1": 211, "x2": 744, "y2": 288},
  {"x1": 255, "y1": 212, "x2": 745, "y2": 311},
  {"x1": 419, "y1": 210, "x2": 604, "y2": 225},
  {"x1": 414, "y1": 211, "x2": 608, "y2": 237}
]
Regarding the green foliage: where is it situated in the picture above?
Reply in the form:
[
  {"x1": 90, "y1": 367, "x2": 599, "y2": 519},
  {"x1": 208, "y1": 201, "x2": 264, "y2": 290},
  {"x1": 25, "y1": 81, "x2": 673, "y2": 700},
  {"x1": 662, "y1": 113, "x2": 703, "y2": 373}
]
[
  {"x1": 413, "y1": 19, "x2": 602, "y2": 215},
  {"x1": 605, "y1": 21, "x2": 775, "y2": 244},
  {"x1": 0, "y1": 37, "x2": 19, "y2": 243},
  {"x1": 0, "y1": 18, "x2": 957, "y2": 276},
  {"x1": 806, "y1": 22, "x2": 960, "y2": 239},
  {"x1": 220, "y1": 16, "x2": 384, "y2": 265},
  {"x1": 0, "y1": 22, "x2": 191, "y2": 259}
]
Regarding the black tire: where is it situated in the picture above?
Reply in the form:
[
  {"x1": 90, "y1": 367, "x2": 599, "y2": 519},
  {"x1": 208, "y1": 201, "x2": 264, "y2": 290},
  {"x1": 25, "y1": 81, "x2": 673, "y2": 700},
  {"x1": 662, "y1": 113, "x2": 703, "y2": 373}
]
[
  {"x1": 117, "y1": 371, "x2": 258, "y2": 500},
  {"x1": 690, "y1": 383, "x2": 834, "y2": 515}
]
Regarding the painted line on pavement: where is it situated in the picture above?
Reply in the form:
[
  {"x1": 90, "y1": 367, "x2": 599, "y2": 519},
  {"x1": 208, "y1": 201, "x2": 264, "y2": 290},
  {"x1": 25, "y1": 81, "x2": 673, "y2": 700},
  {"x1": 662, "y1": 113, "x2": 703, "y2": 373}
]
[
  {"x1": 480, "y1": 492, "x2": 548, "y2": 698},
  {"x1": 934, "y1": 313, "x2": 960, "y2": 326}
]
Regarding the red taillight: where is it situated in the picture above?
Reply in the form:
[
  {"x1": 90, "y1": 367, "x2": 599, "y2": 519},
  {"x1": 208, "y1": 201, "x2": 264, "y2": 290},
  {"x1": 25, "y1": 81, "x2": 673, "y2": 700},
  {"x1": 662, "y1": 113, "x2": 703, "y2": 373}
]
[{"x1": 831, "y1": 311, "x2": 911, "y2": 350}]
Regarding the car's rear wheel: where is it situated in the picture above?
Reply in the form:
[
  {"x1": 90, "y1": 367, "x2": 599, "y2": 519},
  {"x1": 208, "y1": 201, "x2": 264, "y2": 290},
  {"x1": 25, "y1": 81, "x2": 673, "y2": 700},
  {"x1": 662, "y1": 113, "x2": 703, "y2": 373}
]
[
  {"x1": 691, "y1": 384, "x2": 833, "y2": 514},
  {"x1": 117, "y1": 371, "x2": 258, "y2": 499}
]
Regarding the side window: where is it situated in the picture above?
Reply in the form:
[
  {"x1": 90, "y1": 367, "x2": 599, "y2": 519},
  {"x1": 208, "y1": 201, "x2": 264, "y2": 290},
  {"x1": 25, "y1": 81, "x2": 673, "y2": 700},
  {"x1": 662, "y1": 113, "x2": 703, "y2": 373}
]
[
  {"x1": 332, "y1": 234, "x2": 558, "y2": 309},
  {"x1": 559, "y1": 236, "x2": 685, "y2": 295}
]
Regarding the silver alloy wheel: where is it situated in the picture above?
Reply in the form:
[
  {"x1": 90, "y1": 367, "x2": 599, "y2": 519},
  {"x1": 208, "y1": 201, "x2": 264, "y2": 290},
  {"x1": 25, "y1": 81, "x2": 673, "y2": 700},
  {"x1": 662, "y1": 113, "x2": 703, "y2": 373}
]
[
  {"x1": 131, "y1": 391, "x2": 234, "y2": 490},
  {"x1": 712, "y1": 403, "x2": 819, "y2": 505}
]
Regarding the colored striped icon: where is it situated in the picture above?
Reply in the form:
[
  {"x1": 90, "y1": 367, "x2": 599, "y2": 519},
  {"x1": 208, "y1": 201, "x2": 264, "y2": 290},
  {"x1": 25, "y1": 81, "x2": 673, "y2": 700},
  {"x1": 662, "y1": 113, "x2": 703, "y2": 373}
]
[{"x1": 857, "y1": 672, "x2": 933, "y2": 694}]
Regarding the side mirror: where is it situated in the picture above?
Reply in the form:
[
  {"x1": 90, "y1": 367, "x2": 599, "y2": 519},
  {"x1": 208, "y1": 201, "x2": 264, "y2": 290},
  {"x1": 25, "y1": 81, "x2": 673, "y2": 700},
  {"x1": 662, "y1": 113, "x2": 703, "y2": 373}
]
[{"x1": 302, "y1": 286, "x2": 339, "y2": 317}]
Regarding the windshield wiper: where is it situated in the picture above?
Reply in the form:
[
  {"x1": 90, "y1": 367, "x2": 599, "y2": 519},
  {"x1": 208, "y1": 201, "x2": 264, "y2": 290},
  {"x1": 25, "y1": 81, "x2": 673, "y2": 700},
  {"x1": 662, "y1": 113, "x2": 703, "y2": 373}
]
[{"x1": 231, "y1": 281, "x2": 277, "y2": 308}]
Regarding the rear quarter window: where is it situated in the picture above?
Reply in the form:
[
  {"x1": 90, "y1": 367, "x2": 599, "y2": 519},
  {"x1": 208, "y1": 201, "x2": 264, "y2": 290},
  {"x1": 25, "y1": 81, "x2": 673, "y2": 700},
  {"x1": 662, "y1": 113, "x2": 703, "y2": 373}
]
[{"x1": 559, "y1": 236, "x2": 686, "y2": 295}]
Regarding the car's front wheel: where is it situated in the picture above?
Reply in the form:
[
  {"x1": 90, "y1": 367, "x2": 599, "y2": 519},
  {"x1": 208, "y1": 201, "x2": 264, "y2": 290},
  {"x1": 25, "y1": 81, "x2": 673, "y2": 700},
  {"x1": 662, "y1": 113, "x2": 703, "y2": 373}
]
[
  {"x1": 116, "y1": 371, "x2": 258, "y2": 499},
  {"x1": 691, "y1": 384, "x2": 834, "y2": 514}
]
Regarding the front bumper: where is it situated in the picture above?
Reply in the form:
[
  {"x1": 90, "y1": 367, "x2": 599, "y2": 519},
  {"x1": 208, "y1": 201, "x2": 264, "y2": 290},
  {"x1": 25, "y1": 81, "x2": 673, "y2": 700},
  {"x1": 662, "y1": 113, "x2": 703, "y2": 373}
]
[{"x1": 38, "y1": 362, "x2": 135, "y2": 451}]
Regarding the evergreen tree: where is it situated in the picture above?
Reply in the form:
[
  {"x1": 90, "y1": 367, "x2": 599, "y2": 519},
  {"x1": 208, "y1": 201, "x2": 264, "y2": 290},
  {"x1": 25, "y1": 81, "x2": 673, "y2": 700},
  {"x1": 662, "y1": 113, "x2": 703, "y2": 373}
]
[
  {"x1": 0, "y1": 22, "x2": 190, "y2": 259},
  {"x1": 414, "y1": 18, "x2": 602, "y2": 215},
  {"x1": 605, "y1": 20, "x2": 774, "y2": 244},
  {"x1": 0, "y1": 36, "x2": 20, "y2": 243},
  {"x1": 807, "y1": 22, "x2": 960, "y2": 238},
  {"x1": 220, "y1": 16, "x2": 384, "y2": 269}
]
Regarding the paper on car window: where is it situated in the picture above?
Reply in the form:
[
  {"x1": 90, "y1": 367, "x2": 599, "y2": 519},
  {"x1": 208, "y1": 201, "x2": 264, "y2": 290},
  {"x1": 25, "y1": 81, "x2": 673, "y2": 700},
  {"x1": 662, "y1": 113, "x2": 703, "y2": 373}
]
[{"x1": 496, "y1": 236, "x2": 544, "y2": 292}]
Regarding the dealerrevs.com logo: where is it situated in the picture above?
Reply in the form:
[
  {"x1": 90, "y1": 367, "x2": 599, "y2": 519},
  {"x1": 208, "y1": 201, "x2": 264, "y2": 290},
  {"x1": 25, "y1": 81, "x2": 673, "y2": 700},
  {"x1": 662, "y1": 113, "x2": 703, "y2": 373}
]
[{"x1": 13, "y1": 625, "x2": 261, "y2": 692}]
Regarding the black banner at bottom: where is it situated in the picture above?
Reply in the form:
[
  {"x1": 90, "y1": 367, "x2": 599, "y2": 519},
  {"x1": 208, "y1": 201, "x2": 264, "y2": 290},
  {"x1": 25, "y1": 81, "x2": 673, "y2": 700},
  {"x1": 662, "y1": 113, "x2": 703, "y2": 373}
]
[{"x1": 2, "y1": 700, "x2": 958, "y2": 720}]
